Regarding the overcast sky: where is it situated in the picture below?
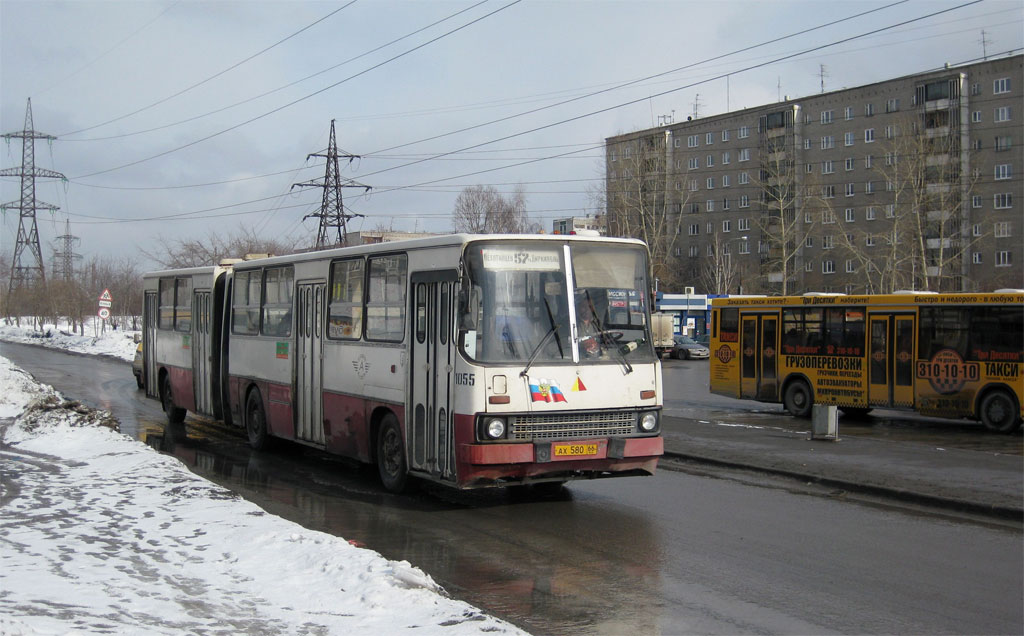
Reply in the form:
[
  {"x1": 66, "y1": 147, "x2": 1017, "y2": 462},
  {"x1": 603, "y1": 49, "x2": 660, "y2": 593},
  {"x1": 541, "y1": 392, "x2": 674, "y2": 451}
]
[{"x1": 2, "y1": 0, "x2": 1021, "y2": 269}]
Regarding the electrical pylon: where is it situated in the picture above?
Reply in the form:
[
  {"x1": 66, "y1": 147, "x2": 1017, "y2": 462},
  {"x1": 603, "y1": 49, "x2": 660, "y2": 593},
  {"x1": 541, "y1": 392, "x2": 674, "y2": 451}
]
[
  {"x1": 292, "y1": 120, "x2": 369, "y2": 249},
  {"x1": 53, "y1": 218, "x2": 82, "y2": 281},
  {"x1": 2, "y1": 98, "x2": 65, "y2": 293}
]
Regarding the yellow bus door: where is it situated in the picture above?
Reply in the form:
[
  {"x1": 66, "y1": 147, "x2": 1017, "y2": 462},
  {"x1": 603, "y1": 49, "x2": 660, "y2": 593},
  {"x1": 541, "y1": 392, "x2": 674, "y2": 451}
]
[
  {"x1": 740, "y1": 314, "x2": 779, "y2": 401},
  {"x1": 868, "y1": 314, "x2": 915, "y2": 408}
]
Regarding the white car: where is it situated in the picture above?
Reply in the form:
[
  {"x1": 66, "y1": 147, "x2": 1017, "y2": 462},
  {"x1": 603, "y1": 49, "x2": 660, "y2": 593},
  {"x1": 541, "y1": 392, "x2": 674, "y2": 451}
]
[{"x1": 670, "y1": 335, "x2": 709, "y2": 360}]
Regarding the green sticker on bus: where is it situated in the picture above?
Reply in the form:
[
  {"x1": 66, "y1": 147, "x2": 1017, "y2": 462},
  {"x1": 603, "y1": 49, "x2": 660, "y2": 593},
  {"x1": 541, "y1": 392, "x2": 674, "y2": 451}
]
[
  {"x1": 276, "y1": 342, "x2": 289, "y2": 359},
  {"x1": 182, "y1": 334, "x2": 191, "y2": 349}
]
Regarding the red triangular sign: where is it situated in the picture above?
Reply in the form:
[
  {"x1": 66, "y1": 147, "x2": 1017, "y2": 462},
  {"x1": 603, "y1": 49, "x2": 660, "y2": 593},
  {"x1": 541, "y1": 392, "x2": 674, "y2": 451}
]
[{"x1": 99, "y1": 289, "x2": 112, "y2": 301}]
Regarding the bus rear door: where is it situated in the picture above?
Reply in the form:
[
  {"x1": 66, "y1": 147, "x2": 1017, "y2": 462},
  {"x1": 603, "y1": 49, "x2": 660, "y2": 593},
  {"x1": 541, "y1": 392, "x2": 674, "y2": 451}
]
[
  {"x1": 740, "y1": 313, "x2": 779, "y2": 402},
  {"x1": 868, "y1": 313, "x2": 915, "y2": 408},
  {"x1": 144, "y1": 291, "x2": 158, "y2": 399},
  {"x1": 192, "y1": 290, "x2": 212, "y2": 415},
  {"x1": 409, "y1": 272, "x2": 458, "y2": 481}
]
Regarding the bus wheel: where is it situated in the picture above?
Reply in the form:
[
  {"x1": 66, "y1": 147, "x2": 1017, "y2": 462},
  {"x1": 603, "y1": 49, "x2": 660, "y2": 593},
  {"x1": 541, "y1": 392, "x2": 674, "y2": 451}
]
[
  {"x1": 783, "y1": 380, "x2": 813, "y2": 418},
  {"x1": 979, "y1": 390, "x2": 1021, "y2": 433},
  {"x1": 161, "y1": 375, "x2": 186, "y2": 424},
  {"x1": 377, "y1": 413, "x2": 408, "y2": 493},
  {"x1": 245, "y1": 390, "x2": 270, "y2": 450}
]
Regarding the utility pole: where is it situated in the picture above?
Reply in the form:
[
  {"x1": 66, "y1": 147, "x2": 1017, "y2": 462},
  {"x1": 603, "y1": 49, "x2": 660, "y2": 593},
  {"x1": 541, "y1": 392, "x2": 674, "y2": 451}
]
[
  {"x1": 2, "y1": 98, "x2": 65, "y2": 294},
  {"x1": 819, "y1": 64, "x2": 829, "y2": 94},
  {"x1": 292, "y1": 120, "x2": 369, "y2": 249},
  {"x1": 53, "y1": 218, "x2": 82, "y2": 281}
]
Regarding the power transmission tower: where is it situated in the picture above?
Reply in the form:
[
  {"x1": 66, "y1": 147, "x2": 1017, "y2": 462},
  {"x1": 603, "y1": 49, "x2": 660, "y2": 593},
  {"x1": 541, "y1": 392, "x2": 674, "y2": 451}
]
[
  {"x1": 292, "y1": 120, "x2": 369, "y2": 249},
  {"x1": 53, "y1": 218, "x2": 82, "y2": 281},
  {"x1": 1, "y1": 98, "x2": 65, "y2": 293}
]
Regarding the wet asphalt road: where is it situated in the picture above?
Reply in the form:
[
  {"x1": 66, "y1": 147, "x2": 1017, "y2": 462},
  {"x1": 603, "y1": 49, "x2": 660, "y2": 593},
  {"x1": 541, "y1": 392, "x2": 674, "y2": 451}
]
[{"x1": 3, "y1": 341, "x2": 1022, "y2": 635}]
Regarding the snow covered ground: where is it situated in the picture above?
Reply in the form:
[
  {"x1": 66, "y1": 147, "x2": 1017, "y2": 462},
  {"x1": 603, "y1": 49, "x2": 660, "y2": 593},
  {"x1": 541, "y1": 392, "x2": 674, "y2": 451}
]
[
  {"x1": 0, "y1": 317, "x2": 138, "y2": 362},
  {"x1": 0, "y1": 332, "x2": 525, "y2": 634}
]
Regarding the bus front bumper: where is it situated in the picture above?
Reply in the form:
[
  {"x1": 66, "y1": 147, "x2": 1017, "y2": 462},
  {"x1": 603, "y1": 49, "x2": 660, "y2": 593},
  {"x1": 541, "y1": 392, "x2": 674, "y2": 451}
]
[{"x1": 455, "y1": 436, "x2": 664, "y2": 487}]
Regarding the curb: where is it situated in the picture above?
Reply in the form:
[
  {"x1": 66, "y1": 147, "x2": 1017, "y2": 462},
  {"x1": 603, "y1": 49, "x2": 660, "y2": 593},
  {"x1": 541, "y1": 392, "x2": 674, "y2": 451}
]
[{"x1": 661, "y1": 450, "x2": 1024, "y2": 522}]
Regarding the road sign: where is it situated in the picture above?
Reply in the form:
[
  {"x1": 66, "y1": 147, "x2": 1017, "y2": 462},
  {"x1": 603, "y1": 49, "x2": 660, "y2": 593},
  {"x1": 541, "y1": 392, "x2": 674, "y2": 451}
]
[
  {"x1": 98, "y1": 300, "x2": 112, "y2": 308},
  {"x1": 98, "y1": 307, "x2": 111, "y2": 320},
  {"x1": 99, "y1": 289, "x2": 112, "y2": 302}
]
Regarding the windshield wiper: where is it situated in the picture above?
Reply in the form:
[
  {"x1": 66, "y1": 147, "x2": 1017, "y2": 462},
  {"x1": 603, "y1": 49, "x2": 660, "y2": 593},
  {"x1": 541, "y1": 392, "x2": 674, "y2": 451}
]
[
  {"x1": 582, "y1": 290, "x2": 632, "y2": 374},
  {"x1": 521, "y1": 297, "x2": 563, "y2": 378}
]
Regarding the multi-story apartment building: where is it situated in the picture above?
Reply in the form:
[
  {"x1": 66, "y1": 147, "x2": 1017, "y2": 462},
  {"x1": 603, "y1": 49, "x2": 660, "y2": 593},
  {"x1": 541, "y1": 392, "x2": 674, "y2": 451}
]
[{"x1": 605, "y1": 55, "x2": 1023, "y2": 294}]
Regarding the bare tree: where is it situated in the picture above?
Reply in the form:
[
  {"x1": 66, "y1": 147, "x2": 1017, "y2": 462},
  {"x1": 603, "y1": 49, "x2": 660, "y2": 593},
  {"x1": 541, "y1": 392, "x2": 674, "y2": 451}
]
[
  {"x1": 605, "y1": 132, "x2": 689, "y2": 290},
  {"x1": 699, "y1": 230, "x2": 742, "y2": 294},
  {"x1": 142, "y1": 227, "x2": 300, "y2": 269},
  {"x1": 755, "y1": 140, "x2": 817, "y2": 295},
  {"x1": 452, "y1": 184, "x2": 529, "y2": 233}
]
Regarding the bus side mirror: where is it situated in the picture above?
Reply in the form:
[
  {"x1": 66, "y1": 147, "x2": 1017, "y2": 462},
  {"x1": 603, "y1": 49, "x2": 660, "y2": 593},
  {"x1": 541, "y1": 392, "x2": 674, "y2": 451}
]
[
  {"x1": 134, "y1": 333, "x2": 142, "y2": 344},
  {"x1": 458, "y1": 286, "x2": 480, "y2": 330}
]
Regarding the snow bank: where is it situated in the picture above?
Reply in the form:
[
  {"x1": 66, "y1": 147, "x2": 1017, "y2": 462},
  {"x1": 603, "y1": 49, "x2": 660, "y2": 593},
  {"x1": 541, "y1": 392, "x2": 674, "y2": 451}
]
[
  {"x1": 0, "y1": 357, "x2": 524, "y2": 635},
  {"x1": 0, "y1": 317, "x2": 138, "y2": 362}
]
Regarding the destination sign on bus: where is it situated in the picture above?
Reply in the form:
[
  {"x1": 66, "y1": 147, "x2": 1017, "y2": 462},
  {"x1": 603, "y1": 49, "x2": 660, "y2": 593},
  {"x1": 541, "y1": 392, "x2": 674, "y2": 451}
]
[{"x1": 481, "y1": 247, "x2": 560, "y2": 271}]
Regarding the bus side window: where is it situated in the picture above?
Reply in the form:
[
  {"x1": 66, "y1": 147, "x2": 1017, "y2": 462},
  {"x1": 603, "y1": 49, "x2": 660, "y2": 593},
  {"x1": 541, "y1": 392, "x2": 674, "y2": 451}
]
[{"x1": 720, "y1": 308, "x2": 739, "y2": 342}]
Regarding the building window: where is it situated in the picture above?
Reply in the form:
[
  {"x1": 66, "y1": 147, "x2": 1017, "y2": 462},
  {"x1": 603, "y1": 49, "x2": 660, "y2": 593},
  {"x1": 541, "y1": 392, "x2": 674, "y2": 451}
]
[
  {"x1": 739, "y1": 195, "x2": 750, "y2": 208},
  {"x1": 739, "y1": 171, "x2": 749, "y2": 184},
  {"x1": 822, "y1": 160, "x2": 835, "y2": 174},
  {"x1": 994, "y1": 193, "x2": 1013, "y2": 209},
  {"x1": 688, "y1": 157, "x2": 699, "y2": 170},
  {"x1": 866, "y1": 206, "x2": 877, "y2": 220},
  {"x1": 722, "y1": 129, "x2": 730, "y2": 142},
  {"x1": 996, "y1": 251, "x2": 1012, "y2": 267},
  {"x1": 688, "y1": 224, "x2": 699, "y2": 235},
  {"x1": 995, "y1": 136, "x2": 1012, "y2": 151},
  {"x1": 804, "y1": 138, "x2": 812, "y2": 150},
  {"x1": 844, "y1": 132, "x2": 854, "y2": 146},
  {"x1": 707, "y1": 177, "x2": 715, "y2": 189},
  {"x1": 865, "y1": 181, "x2": 875, "y2": 195},
  {"x1": 973, "y1": 223, "x2": 983, "y2": 237},
  {"x1": 706, "y1": 132, "x2": 714, "y2": 145},
  {"x1": 805, "y1": 236, "x2": 814, "y2": 248},
  {"x1": 885, "y1": 152, "x2": 896, "y2": 166},
  {"x1": 723, "y1": 197, "x2": 731, "y2": 210},
  {"x1": 707, "y1": 245, "x2": 714, "y2": 257},
  {"x1": 973, "y1": 252, "x2": 983, "y2": 264},
  {"x1": 972, "y1": 195, "x2": 982, "y2": 208},
  {"x1": 723, "y1": 220, "x2": 731, "y2": 232},
  {"x1": 688, "y1": 135, "x2": 699, "y2": 148},
  {"x1": 971, "y1": 82, "x2": 981, "y2": 96},
  {"x1": 689, "y1": 245, "x2": 699, "y2": 257},
  {"x1": 690, "y1": 202, "x2": 700, "y2": 214},
  {"x1": 823, "y1": 235, "x2": 834, "y2": 250},
  {"x1": 845, "y1": 183, "x2": 855, "y2": 197},
  {"x1": 866, "y1": 236, "x2": 876, "y2": 247},
  {"x1": 739, "y1": 148, "x2": 750, "y2": 161},
  {"x1": 974, "y1": 139, "x2": 983, "y2": 150},
  {"x1": 707, "y1": 199, "x2": 715, "y2": 211},
  {"x1": 885, "y1": 125, "x2": 895, "y2": 139},
  {"x1": 845, "y1": 106, "x2": 854, "y2": 120},
  {"x1": 994, "y1": 78, "x2": 1011, "y2": 94},
  {"x1": 864, "y1": 128, "x2": 875, "y2": 143},
  {"x1": 845, "y1": 208, "x2": 855, "y2": 222},
  {"x1": 995, "y1": 222, "x2": 1011, "y2": 238},
  {"x1": 886, "y1": 98, "x2": 899, "y2": 113},
  {"x1": 707, "y1": 155, "x2": 714, "y2": 167},
  {"x1": 972, "y1": 110, "x2": 982, "y2": 123},
  {"x1": 821, "y1": 136, "x2": 835, "y2": 149},
  {"x1": 739, "y1": 126, "x2": 750, "y2": 138},
  {"x1": 995, "y1": 107, "x2": 1011, "y2": 122},
  {"x1": 673, "y1": 138, "x2": 681, "y2": 148},
  {"x1": 822, "y1": 185, "x2": 836, "y2": 198},
  {"x1": 689, "y1": 179, "x2": 699, "y2": 192},
  {"x1": 723, "y1": 174, "x2": 731, "y2": 187},
  {"x1": 865, "y1": 103, "x2": 874, "y2": 117},
  {"x1": 865, "y1": 154, "x2": 874, "y2": 168},
  {"x1": 805, "y1": 261, "x2": 814, "y2": 272},
  {"x1": 739, "y1": 240, "x2": 750, "y2": 254},
  {"x1": 846, "y1": 260, "x2": 856, "y2": 273},
  {"x1": 722, "y1": 151, "x2": 731, "y2": 164},
  {"x1": 822, "y1": 260, "x2": 835, "y2": 274},
  {"x1": 821, "y1": 110, "x2": 834, "y2": 124},
  {"x1": 738, "y1": 218, "x2": 750, "y2": 231},
  {"x1": 845, "y1": 157, "x2": 854, "y2": 171},
  {"x1": 806, "y1": 162, "x2": 814, "y2": 174},
  {"x1": 885, "y1": 204, "x2": 895, "y2": 218},
  {"x1": 995, "y1": 164, "x2": 1012, "y2": 180}
]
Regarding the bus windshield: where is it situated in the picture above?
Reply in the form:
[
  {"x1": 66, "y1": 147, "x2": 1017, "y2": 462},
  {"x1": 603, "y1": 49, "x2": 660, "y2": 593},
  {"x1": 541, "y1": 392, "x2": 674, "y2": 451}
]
[{"x1": 458, "y1": 240, "x2": 656, "y2": 365}]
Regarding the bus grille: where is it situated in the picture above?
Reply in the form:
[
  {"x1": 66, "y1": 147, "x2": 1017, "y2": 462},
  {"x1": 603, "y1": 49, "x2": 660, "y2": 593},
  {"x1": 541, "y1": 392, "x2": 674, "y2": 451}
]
[{"x1": 508, "y1": 411, "x2": 636, "y2": 440}]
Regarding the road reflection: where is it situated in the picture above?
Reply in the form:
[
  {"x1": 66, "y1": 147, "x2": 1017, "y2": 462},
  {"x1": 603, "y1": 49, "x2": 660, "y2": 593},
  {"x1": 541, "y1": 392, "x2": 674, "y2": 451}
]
[{"x1": 141, "y1": 419, "x2": 665, "y2": 634}]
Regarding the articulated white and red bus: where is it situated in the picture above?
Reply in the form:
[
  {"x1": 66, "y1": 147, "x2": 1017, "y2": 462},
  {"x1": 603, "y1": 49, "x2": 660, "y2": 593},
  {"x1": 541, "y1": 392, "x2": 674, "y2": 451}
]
[{"x1": 142, "y1": 234, "x2": 664, "y2": 491}]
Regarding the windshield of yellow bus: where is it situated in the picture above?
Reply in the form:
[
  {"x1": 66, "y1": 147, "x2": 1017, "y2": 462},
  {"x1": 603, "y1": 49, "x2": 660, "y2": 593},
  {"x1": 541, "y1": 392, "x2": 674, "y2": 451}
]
[{"x1": 458, "y1": 240, "x2": 656, "y2": 365}]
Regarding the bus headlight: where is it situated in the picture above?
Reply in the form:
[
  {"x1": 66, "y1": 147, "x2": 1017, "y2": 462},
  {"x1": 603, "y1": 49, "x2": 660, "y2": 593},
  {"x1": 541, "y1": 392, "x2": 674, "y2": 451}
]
[
  {"x1": 484, "y1": 417, "x2": 506, "y2": 439},
  {"x1": 639, "y1": 412, "x2": 658, "y2": 432}
]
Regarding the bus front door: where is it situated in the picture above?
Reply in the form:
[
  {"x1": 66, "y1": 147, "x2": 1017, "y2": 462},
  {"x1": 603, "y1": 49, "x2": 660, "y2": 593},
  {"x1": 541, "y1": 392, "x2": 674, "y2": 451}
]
[
  {"x1": 410, "y1": 273, "x2": 458, "y2": 481},
  {"x1": 296, "y1": 282, "x2": 325, "y2": 445},
  {"x1": 868, "y1": 314, "x2": 915, "y2": 408},
  {"x1": 740, "y1": 314, "x2": 779, "y2": 402},
  {"x1": 192, "y1": 290, "x2": 212, "y2": 415}
]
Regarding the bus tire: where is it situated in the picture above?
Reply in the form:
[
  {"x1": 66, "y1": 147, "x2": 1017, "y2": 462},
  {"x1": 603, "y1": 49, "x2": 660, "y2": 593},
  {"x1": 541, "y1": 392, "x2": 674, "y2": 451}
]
[
  {"x1": 245, "y1": 389, "x2": 270, "y2": 450},
  {"x1": 377, "y1": 413, "x2": 408, "y2": 493},
  {"x1": 979, "y1": 390, "x2": 1021, "y2": 433},
  {"x1": 161, "y1": 374, "x2": 186, "y2": 424},
  {"x1": 783, "y1": 380, "x2": 813, "y2": 418}
]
